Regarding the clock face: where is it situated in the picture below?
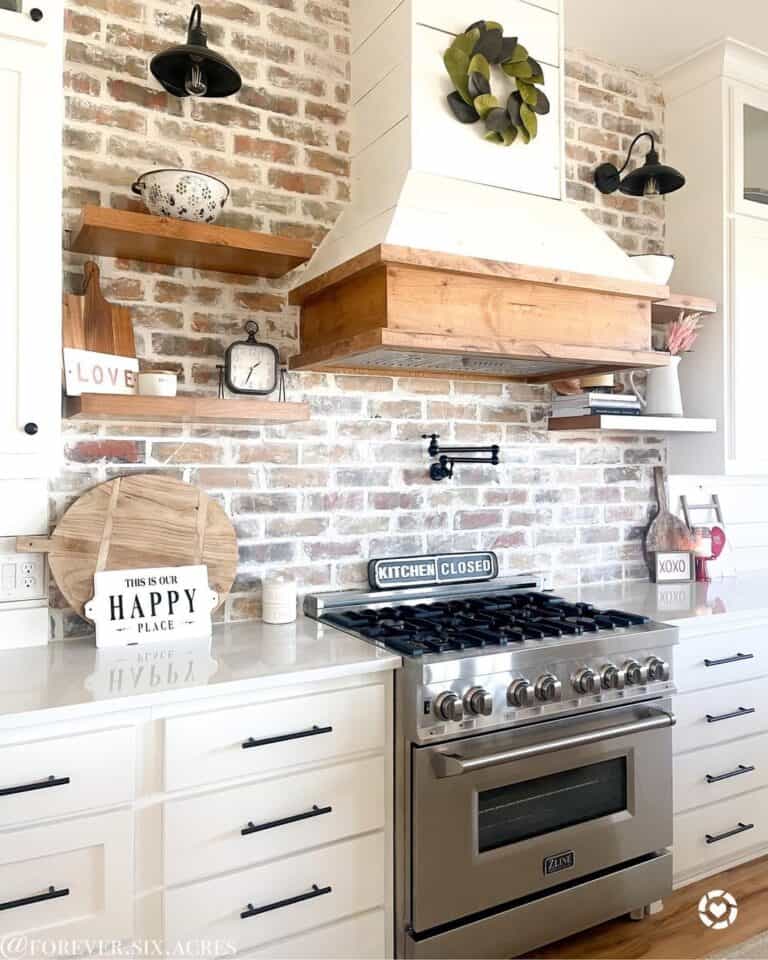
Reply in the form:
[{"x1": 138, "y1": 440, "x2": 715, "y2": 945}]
[{"x1": 225, "y1": 341, "x2": 279, "y2": 395}]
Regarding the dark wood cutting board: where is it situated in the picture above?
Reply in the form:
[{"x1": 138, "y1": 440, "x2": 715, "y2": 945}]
[
  {"x1": 63, "y1": 261, "x2": 136, "y2": 358},
  {"x1": 645, "y1": 465, "x2": 692, "y2": 555}
]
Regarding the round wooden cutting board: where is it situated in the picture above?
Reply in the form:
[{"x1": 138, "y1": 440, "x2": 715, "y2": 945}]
[{"x1": 46, "y1": 474, "x2": 238, "y2": 621}]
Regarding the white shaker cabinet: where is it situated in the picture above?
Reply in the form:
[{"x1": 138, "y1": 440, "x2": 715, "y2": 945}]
[
  {"x1": 663, "y1": 42, "x2": 768, "y2": 474},
  {"x1": 0, "y1": 1, "x2": 62, "y2": 478}
]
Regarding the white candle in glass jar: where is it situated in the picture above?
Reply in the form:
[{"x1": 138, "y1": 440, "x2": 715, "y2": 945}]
[{"x1": 262, "y1": 572, "x2": 297, "y2": 624}]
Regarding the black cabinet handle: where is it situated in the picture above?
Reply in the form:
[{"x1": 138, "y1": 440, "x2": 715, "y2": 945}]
[
  {"x1": 242, "y1": 724, "x2": 332, "y2": 750},
  {"x1": 0, "y1": 775, "x2": 70, "y2": 799},
  {"x1": 706, "y1": 706, "x2": 755, "y2": 723},
  {"x1": 23, "y1": 422, "x2": 39, "y2": 436},
  {"x1": 706, "y1": 764, "x2": 756, "y2": 784},
  {"x1": 240, "y1": 883, "x2": 332, "y2": 920},
  {"x1": 29, "y1": 8, "x2": 44, "y2": 21},
  {"x1": 705, "y1": 652, "x2": 754, "y2": 667},
  {"x1": 706, "y1": 822, "x2": 754, "y2": 844},
  {"x1": 241, "y1": 804, "x2": 332, "y2": 836},
  {"x1": 0, "y1": 885, "x2": 69, "y2": 912}
]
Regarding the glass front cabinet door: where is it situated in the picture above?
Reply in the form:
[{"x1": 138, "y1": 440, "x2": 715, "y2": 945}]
[{"x1": 733, "y1": 84, "x2": 768, "y2": 217}]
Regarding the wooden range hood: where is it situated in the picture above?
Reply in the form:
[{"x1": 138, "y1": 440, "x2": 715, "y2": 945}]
[{"x1": 289, "y1": 245, "x2": 670, "y2": 383}]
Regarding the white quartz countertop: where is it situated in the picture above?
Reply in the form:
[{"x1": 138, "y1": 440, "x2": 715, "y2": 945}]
[
  {"x1": 0, "y1": 616, "x2": 400, "y2": 725},
  {"x1": 562, "y1": 571, "x2": 768, "y2": 628}
]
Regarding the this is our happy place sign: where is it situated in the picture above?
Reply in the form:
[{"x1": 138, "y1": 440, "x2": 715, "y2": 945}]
[{"x1": 85, "y1": 565, "x2": 218, "y2": 648}]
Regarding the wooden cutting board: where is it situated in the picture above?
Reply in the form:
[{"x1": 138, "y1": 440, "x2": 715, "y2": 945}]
[
  {"x1": 18, "y1": 475, "x2": 237, "y2": 621},
  {"x1": 63, "y1": 261, "x2": 136, "y2": 357},
  {"x1": 645, "y1": 465, "x2": 692, "y2": 555}
]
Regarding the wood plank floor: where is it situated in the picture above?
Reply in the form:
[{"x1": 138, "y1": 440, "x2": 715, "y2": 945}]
[{"x1": 529, "y1": 856, "x2": 768, "y2": 959}]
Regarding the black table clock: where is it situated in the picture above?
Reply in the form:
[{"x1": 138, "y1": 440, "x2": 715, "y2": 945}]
[{"x1": 224, "y1": 321, "x2": 280, "y2": 395}]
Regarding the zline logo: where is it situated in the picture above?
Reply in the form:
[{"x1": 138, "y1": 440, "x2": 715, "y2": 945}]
[{"x1": 698, "y1": 889, "x2": 738, "y2": 929}]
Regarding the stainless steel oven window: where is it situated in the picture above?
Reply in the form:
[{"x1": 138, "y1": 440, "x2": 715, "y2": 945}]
[{"x1": 477, "y1": 757, "x2": 628, "y2": 852}]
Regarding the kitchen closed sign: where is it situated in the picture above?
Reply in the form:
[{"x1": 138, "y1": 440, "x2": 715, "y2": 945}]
[
  {"x1": 85, "y1": 565, "x2": 218, "y2": 648},
  {"x1": 368, "y1": 551, "x2": 498, "y2": 590}
]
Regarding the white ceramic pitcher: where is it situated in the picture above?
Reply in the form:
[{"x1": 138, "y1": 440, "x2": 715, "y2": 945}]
[{"x1": 629, "y1": 356, "x2": 683, "y2": 417}]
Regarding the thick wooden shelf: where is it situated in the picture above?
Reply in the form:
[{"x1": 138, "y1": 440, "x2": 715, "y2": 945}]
[
  {"x1": 652, "y1": 293, "x2": 718, "y2": 321},
  {"x1": 65, "y1": 394, "x2": 311, "y2": 424},
  {"x1": 548, "y1": 415, "x2": 717, "y2": 433},
  {"x1": 70, "y1": 206, "x2": 313, "y2": 278}
]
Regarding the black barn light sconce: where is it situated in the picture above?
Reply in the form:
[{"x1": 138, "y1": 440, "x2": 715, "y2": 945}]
[
  {"x1": 151, "y1": 4, "x2": 242, "y2": 99},
  {"x1": 594, "y1": 131, "x2": 685, "y2": 197}
]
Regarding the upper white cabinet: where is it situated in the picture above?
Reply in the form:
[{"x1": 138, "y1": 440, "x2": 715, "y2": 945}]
[
  {"x1": 663, "y1": 41, "x2": 768, "y2": 475},
  {"x1": 733, "y1": 84, "x2": 768, "y2": 218},
  {"x1": 0, "y1": 1, "x2": 62, "y2": 478}
]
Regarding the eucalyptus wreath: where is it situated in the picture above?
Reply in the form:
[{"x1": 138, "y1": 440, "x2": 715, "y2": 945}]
[{"x1": 443, "y1": 20, "x2": 550, "y2": 145}]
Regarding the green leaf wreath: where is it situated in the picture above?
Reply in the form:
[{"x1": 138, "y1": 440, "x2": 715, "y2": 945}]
[{"x1": 443, "y1": 20, "x2": 550, "y2": 145}]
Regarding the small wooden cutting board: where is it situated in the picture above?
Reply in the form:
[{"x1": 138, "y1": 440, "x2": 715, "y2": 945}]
[
  {"x1": 63, "y1": 261, "x2": 136, "y2": 358},
  {"x1": 18, "y1": 475, "x2": 237, "y2": 622}
]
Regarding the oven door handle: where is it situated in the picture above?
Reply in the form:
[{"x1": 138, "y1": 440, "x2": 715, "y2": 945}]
[{"x1": 432, "y1": 710, "x2": 675, "y2": 778}]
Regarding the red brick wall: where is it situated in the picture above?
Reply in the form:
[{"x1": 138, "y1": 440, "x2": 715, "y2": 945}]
[{"x1": 55, "y1": 3, "x2": 667, "y2": 638}]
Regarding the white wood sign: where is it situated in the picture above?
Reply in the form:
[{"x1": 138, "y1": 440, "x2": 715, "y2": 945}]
[
  {"x1": 85, "y1": 565, "x2": 218, "y2": 648},
  {"x1": 63, "y1": 347, "x2": 138, "y2": 396}
]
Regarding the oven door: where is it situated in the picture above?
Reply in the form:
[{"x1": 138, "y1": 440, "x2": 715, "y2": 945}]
[{"x1": 410, "y1": 700, "x2": 673, "y2": 933}]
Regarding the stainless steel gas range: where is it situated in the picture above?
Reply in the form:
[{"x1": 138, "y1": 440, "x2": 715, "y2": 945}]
[{"x1": 305, "y1": 557, "x2": 678, "y2": 960}]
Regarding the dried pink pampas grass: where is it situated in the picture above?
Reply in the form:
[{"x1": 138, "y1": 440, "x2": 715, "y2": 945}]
[{"x1": 666, "y1": 310, "x2": 704, "y2": 355}]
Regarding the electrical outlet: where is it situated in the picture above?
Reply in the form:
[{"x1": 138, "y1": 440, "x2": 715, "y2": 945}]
[{"x1": 0, "y1": 538, "x2": 46, "y2": 604}]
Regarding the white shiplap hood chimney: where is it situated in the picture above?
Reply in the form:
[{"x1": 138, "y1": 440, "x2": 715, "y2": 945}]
[{"x1": 300, "y1": 0, "x2": 649, "y2": 286}]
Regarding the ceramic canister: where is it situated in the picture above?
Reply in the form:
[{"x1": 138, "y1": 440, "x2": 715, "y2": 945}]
[
  {"x1": 138, "y1": 370, "x2": 178, "y2": 397},
  {"x1": 262, "y1": 572, "x2": 297, "y2": 624}
]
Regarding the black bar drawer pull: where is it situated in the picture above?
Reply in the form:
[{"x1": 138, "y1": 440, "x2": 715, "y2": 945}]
[
  {"x1": 241, "y1": 804, "x2": 332, "y2": 836},
  {"x1": 0, "y1": 775, "x2": 70, "y2": 799},
  {"x1": 706, "y1": 706, "x2": 755, "y2": 723},
  {"x1": 706, "y1": 764, "x2": 756, "y2": 784},
  {"x1": 705, "y1": 652, "x2": 754, "y2": 667},
  {"x1": 0, "y1": 885, "x2": 70, "y2": 912},
  {"x1": 242, "y1": 725, "x2": 333, "y2": 750},
  {"x1": 706, "y1": 822, "x2": 755, "y2": 844},
  {"x1": 240, "y1": 883, "x2": 332, "y2": 920}
]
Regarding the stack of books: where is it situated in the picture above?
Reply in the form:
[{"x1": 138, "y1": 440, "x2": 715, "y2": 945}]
[{"x1": 550, "y1": 392, "x2": 642, "y2": 419}]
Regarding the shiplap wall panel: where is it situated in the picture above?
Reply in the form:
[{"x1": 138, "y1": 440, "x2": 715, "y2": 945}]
[
  {"x1": 352, "y1": 0, "x2": 407, "y2": 54},
  {"x1": 352, "y1": 61, "x2": 410, "y2": 156},
  {"x1": 353, "y1": 3, "x2": 410, "y2": 104}
]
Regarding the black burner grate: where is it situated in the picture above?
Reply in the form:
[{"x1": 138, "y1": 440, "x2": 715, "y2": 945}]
[{"x1": 323, "y1": 592, "x2": 649, "y2": 657}]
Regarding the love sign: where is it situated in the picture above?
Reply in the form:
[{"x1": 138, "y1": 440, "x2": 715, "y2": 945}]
[
  {"x1": 85, "y1": 565, "x2": 218, "y2": 648},
  {"x1": 63, "y1": 348, "x2": 138, "y2": 396}
]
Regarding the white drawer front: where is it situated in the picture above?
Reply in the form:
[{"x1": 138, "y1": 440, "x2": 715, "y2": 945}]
[
  {"x1": 164, "y1": 755, "x2": 386, "y2": 885},
  {"x1": 673, "y1": 678, "x2": 767, "y2": 754},
  {"x1": 674, "y1": 788, "x2": 768, "y2": 878},
  {"x1": 0, "y1": 727, "x2": 135, "y2": 828},
  {"x1": 676, "y1": 626, "x2": 766, "y2": 693},
  {"x1": 675, "y1": 732, "x2": 768, "y2": 814},
  {"x1": 0, "y1": 809, "x2": 133, "y2": 941},
  {"x1": 164, "y1": 683, "x2": 385, "y2": 791},
  {"x1": 165, "y1": 832, "x2": 385, "y2": 953},
  {"x1": 247, "y1": 909, "x2": 386, "y2": 959}
]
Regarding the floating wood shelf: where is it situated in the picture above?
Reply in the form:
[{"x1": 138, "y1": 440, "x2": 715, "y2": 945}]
[
  {"x1": 548, "y1": 415, "x2": 717, "y2": 433},
  {"x1": 65, "y1": 394, "x2": 311, "y2": 424},
  {"x1": 652, "y1": 293, "x2": 718, "y2": 321},
  {"x1": 70, "y1": 206, "x2": 313, "y2": 278}
]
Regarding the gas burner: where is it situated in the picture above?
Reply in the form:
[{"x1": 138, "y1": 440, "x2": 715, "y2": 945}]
[{"x1": 322, "y1": 590, "x2": 650, "y2": 658}]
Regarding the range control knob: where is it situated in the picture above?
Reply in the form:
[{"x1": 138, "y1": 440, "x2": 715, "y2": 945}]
[
  {"x1": 464, "y1": 687, "x2": 493, "y2": 717},
  {"x1": 623, "y1": 659, "x2": 647, "y2": 686},
  {"x1": 644, "y1": 656, "x2": 671, "y2": 682},
  {"x1": 434, "y1": 692, "x2": 464, "y2": 722},
  {"x1": 600, "y1": 663, "x2": 625, "y2": 690},
  {"x1": 507, "y1": 678, "x2": 536, "y2": 708},
  {"x1": 535, "y1": 673, "x2": 562, "y2": 703},
  {"x1": 572, "y1": 667, "x2": 600, "y2": 695}
]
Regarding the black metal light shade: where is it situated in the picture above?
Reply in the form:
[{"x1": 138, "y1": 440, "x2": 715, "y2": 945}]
[
  {"x1": 150, "y1": 4, "x2": 242, "y2": 99},
  {"x1": 594, "y1": 132, "x2": 685, "y2": 198}
]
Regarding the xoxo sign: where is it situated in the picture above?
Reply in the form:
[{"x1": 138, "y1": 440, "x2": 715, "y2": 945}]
[{"x1": 650, "y1": 550, "x2": 694, "y2": 584}]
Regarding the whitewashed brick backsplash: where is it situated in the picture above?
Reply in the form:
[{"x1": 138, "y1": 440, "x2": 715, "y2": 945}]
[{"x1": 54, "y1": 3, "x2": 668, "y2": 636}]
